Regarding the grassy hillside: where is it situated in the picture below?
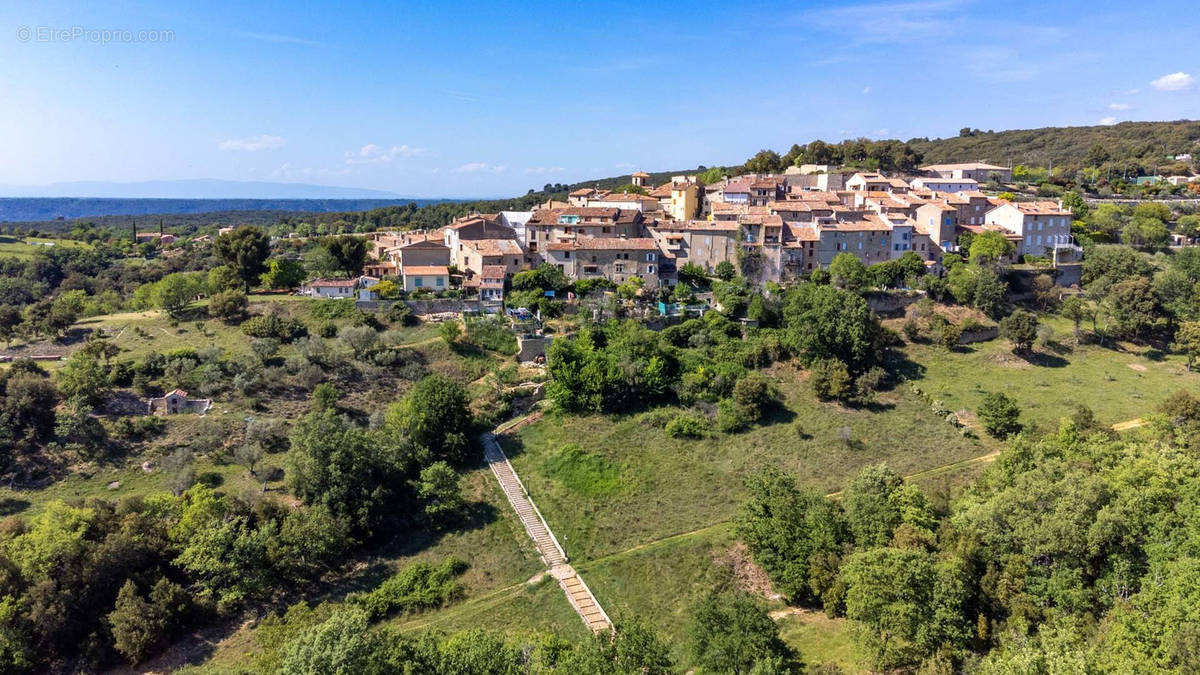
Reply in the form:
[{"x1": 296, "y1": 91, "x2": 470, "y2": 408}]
[{"x1": 907, "y1": 120, "x2": 1200, "y2": 167}]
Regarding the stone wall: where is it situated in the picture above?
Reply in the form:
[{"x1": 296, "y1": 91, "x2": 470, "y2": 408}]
[{"x1": 517, "y1": 335, "x2": 553, "y2": 363}]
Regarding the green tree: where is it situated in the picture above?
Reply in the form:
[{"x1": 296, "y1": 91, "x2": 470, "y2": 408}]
[
  {"x1": 829, "y1": 252, "x2": 870, "y2": 291},
  {"x1": 385, "y1": 375, "x2": 472, "y2": 464},
  {"x1": 561, "y1": 617, "x2": 675, "y2": 674},
  {"x1": 321, "y1": 235, "x2": 368, "y2": 278},
  {"x1": 439, "y1": 320, "x2": 462, "y2": 346},
  {"x1": 999, "y1": 309, "x2": 1039, "y2": 353},
  {"x1": 213, "y1": 226, "x2": 271, "y2": 291},
  {"x1": 286, "y1": 409, "x2": 400, "y2": 533},
  {"x1": 715, "y1": 260, "x2": 736, "y2": 281},
  {"x1": 417, "y1": 461, "x2": 464, "y2": 523},
  {"x1": 206, "y1": 265, "x2": 242, "y2": 294},
  {"x1": 1081, "y1": 244, "x2": 1151, "y2": 291},
  {"x1": 969, "y1": 230, "x2": 1016, "y2": 264},
  {"x1": 151, "y1": 272, "x2": 205, "y2": 318},
  {"x1": 0, "y1": 304, "x2": 20, "y2": 344},
  {"x1": 782, "y1": 284, "x2": 882, "y2": 372},
  {"x1": 260, "y1": 258, "x2": 307, "y2": 290},
  {"x1": 1060, "y1": 295, "x2": 1093, "y2": 340},
  {"x1": 1123, "y1": 216, "x2": 1171, "y2": 250},
  {"x1": 208, "y1": 289, "x2": 247, "y2": 321},
  {"x1": 736, "y1": 468, "x2": 844, "y2": 602},
  {"x1": 108, "y1": 580, "x2": 163, "y2": 663},
  {"x1": 978, "y1": 392, "x2": 1021, "y2": 438},
  {"x1": 841, "y1": 548, "x2": 967, "y2": 669},
  {"x1": 279, "y1": 608, "x2": 374, "y2": 675},
  {"x1": 689, "y1": 589, "x2": 802, "y2": 674},
  {"x1": 1104, "y1": 276, "x2": 1160, "y2": 339},
  {"x1": 843, "y1": 464, "x2": 904, "y2": 548},
  {"x1": 744, "y1": 149, "x2": 784, "y2": 174},
  {"x1": 1173, "y1": 321, "x2": 1200, "y2": 370},
  {"x1": 1061, "y1": 191, "x2": 1089, "y2": 219},
  {"x1": 55, "y1": 350, "x2": 111, "y2": 408}
]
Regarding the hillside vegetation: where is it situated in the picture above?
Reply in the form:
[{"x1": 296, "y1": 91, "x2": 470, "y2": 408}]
[{"x1": 908, "y1": 120, "x2": 1200, "y2": 167}]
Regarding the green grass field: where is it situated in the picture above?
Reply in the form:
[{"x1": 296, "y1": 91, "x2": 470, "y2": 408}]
[
  {"x1": 0, "y1": 236, "x2": 91, "y2": 259},
  {"x1": 900, "y1": 314, "x2": 1200, "y2": 432},
  {"x1": 502, "y1": 365, "x2": 989, "y2": 562}
]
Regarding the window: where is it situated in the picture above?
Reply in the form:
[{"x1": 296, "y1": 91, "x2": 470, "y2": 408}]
[
  {"x1": 415, "y1": 277, "x2": 423, "y2": 287},
  {"x1": 646, "y1": 252, "x2": 656, "y2": 262},
  {"x1": 615, "y1": 263, "x2": 624, "y2": 273},
  {"x1": 436, "y1": 277, "x2": 444, "y2": 287},
  {"x1": 647, "y1": 265, "x2": 655, "y2": 274}
]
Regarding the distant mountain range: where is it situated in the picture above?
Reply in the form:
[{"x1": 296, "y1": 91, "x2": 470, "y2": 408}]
[
  {"x1": 0, "y1": 179, "x2": 410, "y2": 200},
  {"x1": 0, "y1": 198, "x2": 452, "y2": 223}
]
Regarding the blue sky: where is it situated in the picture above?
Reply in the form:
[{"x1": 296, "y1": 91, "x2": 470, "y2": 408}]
[{"x1": 0, "y1": 0, "x2": 1197, "y2": 198}]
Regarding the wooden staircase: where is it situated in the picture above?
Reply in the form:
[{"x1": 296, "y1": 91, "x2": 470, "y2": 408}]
[{"x1": 482, "y1": 432, "x2": 611, "y2": 632}]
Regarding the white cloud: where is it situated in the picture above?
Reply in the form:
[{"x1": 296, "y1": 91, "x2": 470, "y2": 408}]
[
  {"x1": 1098, "y1": 116, "x2": 1118, "y2": 126},
  {"x1": 453, "y1": 162, "x2": 506, "y2": 174},
  {"x1": 803, "y1": 0, "x2": 964, "y2": 44},
  {"x1": 218, "y1": 134, "x2": 285, "y2": 151},
  {"x1": 1151, "y1": 72, "x2": 1195, "y2": 91},
  {"x1": 344, "y1": 144, "x2": 424, "y2": 164},
  {"x1": 1108, "y1": 102, "x2": 1132, "y2": 111},
  {"x1": 524, "y1": 167, "x2": 565, "y2": 175},
  {"x1": 862, "y1": 86, "x2": 872, "y2": 95}
]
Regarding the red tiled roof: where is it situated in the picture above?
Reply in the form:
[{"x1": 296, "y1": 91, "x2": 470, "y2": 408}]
[
  {"x1": 402, "y1": 265, "x2": 449, "y2": 275},
  {"x1": 547, "y1": 236, "x2": 660, "y2": 251}
]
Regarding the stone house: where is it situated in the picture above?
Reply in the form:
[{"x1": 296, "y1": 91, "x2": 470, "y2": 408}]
[{"x1": 147, "y1": 389, "x2": 211, "y2": 415}]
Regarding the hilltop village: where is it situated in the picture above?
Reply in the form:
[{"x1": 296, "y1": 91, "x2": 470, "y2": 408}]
[{"x1": 358, "y1": 163, "x2": 1076, "y2": 297}]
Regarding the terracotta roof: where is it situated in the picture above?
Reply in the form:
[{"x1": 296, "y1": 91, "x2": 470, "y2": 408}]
[
  {"x1": 402, "y1": 265, "x2": 449, "y2": 275},
  {"x1": 921, "y1": 162, "x2": 1008, "y2": 171},
  {"x1": 786, "y1": 223, "x2": 820, "y2": 242},
  {"x1": 308, "y1": 278, "x2": 357, "y2": 287},
  {"x1": 466, "y1": 239, "x2": 523, "y2": 256},
  {"x1": 480, "y1": 265, "x2": 506, "y2": 278},
  {"x1": 632, "y1": 171, "x2": 650, "y2": 177},
  {"x1": 1011, "y1": 201, "x2": 1071, "y2": 216},
  {"x1": 914, "y1": 177, "x2": 979, "y2": 185},
  {"x1": 547, "y1": 236, "x2": 661, "y2": 251},
  {"x1": 570, "y1": 188, "x2": 597, "y2": 196}
]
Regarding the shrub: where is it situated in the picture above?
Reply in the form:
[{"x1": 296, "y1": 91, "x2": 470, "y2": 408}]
[
  {"x1": 386, "y1": 302, "x2": 415, "y2": 326},
  {"x1": 638, "y1": 407, "x2": 678, "y2": 428},
  {"x1": 938, "y1": 321, "x2": 963, "y2": 349},
  {"x1": 464, "y1": 318, "x2": 517, "y2": 354},
  {"x1": 208, "y1": 289, "x2": 248, "y2": 321},
  {"x1": 309, "y1": 299, "x2": 358, "y2": 320},
  {"x1": 978, "y1": 392, "x2": 1021, "y2": 438},
  {"x1": 349, "y1": 557, "x2": 468, "y2": 621},
  {"x1": 316, "y1": 321, "x2": 337, "y2": 338},
  {"x1": 339, "y1": 325, "x2": 379, "y2": 358},
  {"x1": 666, "y1": 412, "x2": 710, "y2": 439},
  {"x1": 715, "y1": 260, "x2": 736, "y2": 281},
  {"x1": 716, "y1": 398, "x2": 755, "y2": 433},
  {"x1": 811, "y1": 359, "x2": 852, "y2": 402},
  {"x1": 241, "y1": 314, "x2": 307, "y2": 342},
  {"x1": 999, "y1": 309, "x2": 1038, "y2": 353},
  {"x1": 439, "y1": 321, "x2": 461, "y2": 346}
]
